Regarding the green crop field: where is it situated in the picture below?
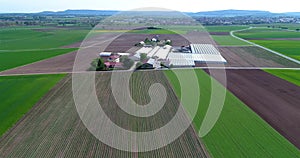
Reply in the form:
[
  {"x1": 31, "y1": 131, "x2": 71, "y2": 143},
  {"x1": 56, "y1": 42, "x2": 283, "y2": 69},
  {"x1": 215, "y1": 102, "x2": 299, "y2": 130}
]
[
  {"x1": 211, "y1": 35, "x2": 251, "y2": 46},
  {"x1": 234, "y1": 27, "x2": 300, "y2": 61},
  {"x1": 251, "y1": 24, "x2": 300, "y2": 31},
  {"x1": 205, "y1": 25, "x2": 249, "y2": 32},
  {"x1": 264, "y1": 69, "x2": 300, "y2": 86},
  {"x1": 235, "y1": 28, "x2": 300, "y2": 39},
  {"x1": 0, "y1": 74, "x2": 66, "y2": 137},
  {"x1": 0, "y1": 72, "x2": 208, "y2": 157},
  {"x1": 165, "y1": 69, "x2": 300, "y2": 158},
  {"x1": 0, "y1": 48, "x2": 77, "y2": 72},
  {"x1": 0, "y1": 27, "x2": 89, "y2": 50},
  {"x1": 250, "y1": 40, "x2": 300, "y2": 60}
]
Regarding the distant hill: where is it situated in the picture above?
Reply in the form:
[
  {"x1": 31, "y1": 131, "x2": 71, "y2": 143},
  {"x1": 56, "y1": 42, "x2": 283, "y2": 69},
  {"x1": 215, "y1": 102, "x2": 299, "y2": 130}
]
[
  {"x1": 284, "y1": 12, "x2": 300, "y2": 17},
  {"x1": 187, "y1": 10, "x2": 277, "y2": 17},
  {"x1": 39, "y1": 9, "x2": 119, "y2": 16},
  {"x1": 3, "y1": 9, "x2": 300, "y2": 17}
]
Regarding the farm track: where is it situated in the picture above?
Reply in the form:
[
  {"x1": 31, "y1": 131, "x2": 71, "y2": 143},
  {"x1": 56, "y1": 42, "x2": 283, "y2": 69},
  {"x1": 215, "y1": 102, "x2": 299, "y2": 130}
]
[
  {"x1": 231, "y1": 28, "x2": 300, "y2": 65},
  {"x1": 206, "y1": 69, "x2": 300, "y2": 149},
  {"x1": 0, "y1": 51, "x2": 77, "y2": 75},
  {"x1": 0, "y1": 72, "x2": 209, "y2": 158}
]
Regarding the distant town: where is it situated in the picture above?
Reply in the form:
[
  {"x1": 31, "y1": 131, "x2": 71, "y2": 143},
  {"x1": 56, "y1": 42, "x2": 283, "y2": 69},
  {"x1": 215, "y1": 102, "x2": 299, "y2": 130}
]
[{"x1": 1, "y1": 9, "x2": 300, "y2": 27}]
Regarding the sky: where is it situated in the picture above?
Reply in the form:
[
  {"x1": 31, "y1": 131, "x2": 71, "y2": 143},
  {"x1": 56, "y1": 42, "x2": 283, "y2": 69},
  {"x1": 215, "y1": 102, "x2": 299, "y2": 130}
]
[{"x1": 0, "y1": 0, "x2": 300, "y2": 13}]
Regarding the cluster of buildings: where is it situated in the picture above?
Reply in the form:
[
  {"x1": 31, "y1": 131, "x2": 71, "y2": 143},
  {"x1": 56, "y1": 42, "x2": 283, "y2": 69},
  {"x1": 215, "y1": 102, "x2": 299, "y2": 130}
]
[
  {"x1": 132, "y1": 44, "x2": 227, "y2": 68},
  {"x1": 99, "y1": 52, "x2": 130, "y2": 68},
  {"x1": 99, "y1": 43, "x2": 227, "y2": 70}
]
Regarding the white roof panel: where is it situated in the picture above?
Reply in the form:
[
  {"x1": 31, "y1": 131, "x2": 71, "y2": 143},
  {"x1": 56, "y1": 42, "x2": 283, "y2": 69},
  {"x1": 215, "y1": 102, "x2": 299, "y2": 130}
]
[
  {"x1": 190, "y1": 44, "x2": 221, "y2": 55},
  {"x1": 153, "y1": 45, "x2": 172, "y2": 59},
  {"x1": 167, "y1": 52, "x2": 227, "y2": 66},
  {"x1": 136, "y1": 47, "x2": 153, "y2": 55},
  {"x1": 147, "y1": 46, "x2": 160, "y2": 57}
]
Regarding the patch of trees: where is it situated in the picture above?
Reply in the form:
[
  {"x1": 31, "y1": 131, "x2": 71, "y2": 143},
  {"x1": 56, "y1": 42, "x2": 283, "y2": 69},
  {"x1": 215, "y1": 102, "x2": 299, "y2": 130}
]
[
  {"x1": 140, "y1": 53, "x2": 148, "y2": 62},
  {"x1": 136, "y1": 62, "x2": 143, "y2": 69},
  {"x1": 120, "y1": 56, "x2": 134, "y2": 69},
  {"x1": 90, "y1": 58, "x2": 106, "y2": 71},
  {"x1": 147, "y1": 27, "x2": 161, "y2": 30}
]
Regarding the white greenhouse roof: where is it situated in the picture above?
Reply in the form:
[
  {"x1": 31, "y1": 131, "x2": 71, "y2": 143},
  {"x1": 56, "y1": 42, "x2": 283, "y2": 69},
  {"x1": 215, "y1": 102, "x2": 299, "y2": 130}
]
[
  {"x1": 153, "y1": 45, "x2": 172, "y2": 59},
  {"x1": 118, "y1": 53, "x2": 130, "y2": 56},
  {"x1": 147, "y1": 46, "x2": 160, "y2": 57},
  {"x1": 167, "y1": 52, "x2": 227, "y2": 66},
  {"x1": 190, "y1": 44, "x2": 221, "y2": 55},
  {"x1": 136, "y1": 47, "x2": 153, "y2": 55},
  {"x1": 99, "y1": 52, "x2": 112, "y2": 57}
]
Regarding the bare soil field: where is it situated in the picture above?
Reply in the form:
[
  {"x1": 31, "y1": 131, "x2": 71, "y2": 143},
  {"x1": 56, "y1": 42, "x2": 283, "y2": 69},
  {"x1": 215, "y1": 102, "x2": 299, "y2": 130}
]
[
  {"x1": 105, "y1": 33, "x2": 191, "y2": 52},
  {"x1": 186, "y1": 31, "x2": 217, "y2": 45},
  {"x1": 105, "y1": 31, "x2": 217, "y2": 52},
  {"x1": 218, "y1": 46, "x2": 300, "y2": 68},
  {"x1": 0, "y1": 72, "x2": 209, "y2": 158},
  {"x1": 206, "y1": 69, "x2": 300, "y2": 149}
]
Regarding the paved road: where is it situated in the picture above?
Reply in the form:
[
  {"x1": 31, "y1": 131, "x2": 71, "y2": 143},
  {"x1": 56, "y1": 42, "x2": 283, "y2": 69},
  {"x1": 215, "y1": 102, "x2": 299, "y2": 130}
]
[{"x1": 1, "y1": 67, "x2": 300, "y2": 77}]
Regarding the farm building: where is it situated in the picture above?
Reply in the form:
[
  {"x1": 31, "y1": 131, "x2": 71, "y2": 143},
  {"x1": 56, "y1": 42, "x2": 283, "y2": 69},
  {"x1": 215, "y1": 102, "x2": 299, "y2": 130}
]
[
  {"x1": 99, "y1": 52, "x2": 129, "y2": 69},
  {"x1": 167, "y1": 44, "x2": 227, "y2": 67},
  {"x1": 99, "y1": 52, "x2": 130, "y2": 57},
  {"x1": 99, "y1": 52, "x2": 112, "y2": 57},
  {"x1": 104, "y1": 62, "x2": 123, "y2": 68},
  {"x1": 153, "y1": 45, "x2": 172, "y2": 59},
  {"x1": 136, "y1": 47, "x2": 153, "y2": 55},
  {"x1": 167, "y1": 53, "x2": 195, "y2": 67},
  {"x1": 137, "y1": 58, "x2": 161, "y2": 69},
  {"x1": 147, "y1": 46, "x2": 160, "y2": 57}
]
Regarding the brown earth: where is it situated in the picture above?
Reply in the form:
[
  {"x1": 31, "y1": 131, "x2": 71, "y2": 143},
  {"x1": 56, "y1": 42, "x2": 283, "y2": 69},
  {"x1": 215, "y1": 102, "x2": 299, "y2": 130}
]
[
  {"x1": 185, "y1": 31, "x2": 217, "y2": 45},
  {"x1": 105, "y1": 33, "x2": 191, "y2": 52},
  {"x1": 105, "y1": 31, "x2": 217, "y2": 52},
  {"x1": 0, "y1": 72, "x2": 209, "y2": 158},
  {"x1": 217, "y1": 46, "x2": 300, "y2": 68},
  {"x1": 206, "y1": 69, "x2": 300, "y2": 149}
]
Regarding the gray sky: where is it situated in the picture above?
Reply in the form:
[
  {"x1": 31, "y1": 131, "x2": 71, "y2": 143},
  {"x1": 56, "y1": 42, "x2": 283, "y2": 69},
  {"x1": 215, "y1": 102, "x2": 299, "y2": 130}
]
[{"x1": 1, "y1": 0, "x2": 299, "y2": 13}]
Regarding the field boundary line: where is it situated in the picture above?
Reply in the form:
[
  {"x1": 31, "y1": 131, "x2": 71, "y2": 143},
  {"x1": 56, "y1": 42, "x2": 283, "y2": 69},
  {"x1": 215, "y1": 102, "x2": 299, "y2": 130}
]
[
  {"x1": 216, "y1": 45, "x2": 255, "y2": 48},
  {"x1": 0, "y1": 48, "x2": 77, "y2": 53},
  {"x1": 1, "y1": 67, "x2": 300, "y2": 77},
  {"x1": 0, "y1": 33, "x2": 120, "y2": 74},
  {"x1": 230, "y1": 27, "x2": 300, "y2": 65},
  {"x1": 0, "y1": 50, "x2": 77, "y2": 74},
  {"x1": 163, "y1": 71, "x2": 211, "y2": 158}
]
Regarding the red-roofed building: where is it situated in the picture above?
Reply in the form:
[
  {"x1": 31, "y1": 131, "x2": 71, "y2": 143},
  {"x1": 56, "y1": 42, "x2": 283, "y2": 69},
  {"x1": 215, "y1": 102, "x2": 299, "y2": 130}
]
[{"x1": 104, "y1": 62, "x2": 123, "y2": 69}]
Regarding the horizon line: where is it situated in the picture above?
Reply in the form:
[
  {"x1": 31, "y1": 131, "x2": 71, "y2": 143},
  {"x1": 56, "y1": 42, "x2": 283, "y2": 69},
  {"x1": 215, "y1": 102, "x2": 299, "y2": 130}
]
[{"x1": 0, "y1": 9, "x2": 298, "y2": 14}]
